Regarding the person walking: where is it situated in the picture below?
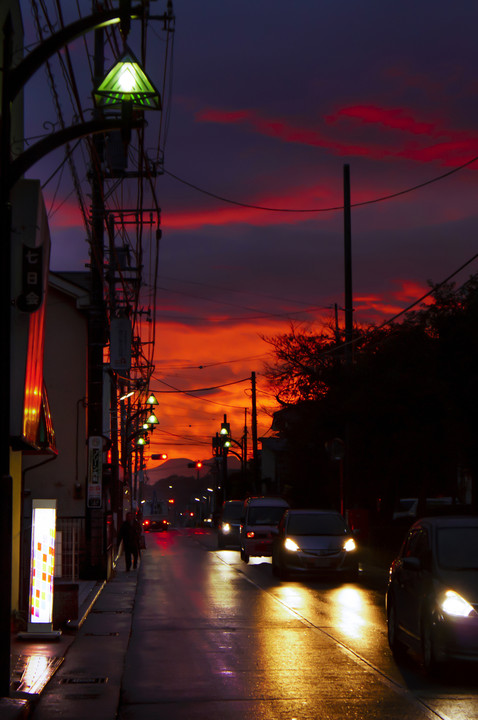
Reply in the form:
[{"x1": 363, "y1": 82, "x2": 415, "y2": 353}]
[{"x1": 118, "y1": 511, "x2": 141, "y2": 571}]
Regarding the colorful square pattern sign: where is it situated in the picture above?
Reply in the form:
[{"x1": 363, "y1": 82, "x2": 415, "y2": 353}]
[{"x1": 29, "y1": 501, "x2": 56, "y2": 626}]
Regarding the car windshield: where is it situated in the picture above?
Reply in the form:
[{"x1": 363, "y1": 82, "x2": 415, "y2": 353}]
[
  {"x1": 248, "y1": 506, "x2": 286, "y2": 526},
  {"x1": 222, "y1": 504, "x2": 243, "y2": 521},
  {"x1": 398, "y1": 499, "x2": 416, "y2": 511},
  {"x1": 436, "y1": 527, "x2": 478, "y2": 570},
  {"x1": 287, "y1": 513, "x2": 348, "y2": 536}
]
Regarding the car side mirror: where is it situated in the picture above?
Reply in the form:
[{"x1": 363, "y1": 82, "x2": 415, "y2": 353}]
[{"x1": 402, "y1": 556, "x2": 421, "y2": 571}]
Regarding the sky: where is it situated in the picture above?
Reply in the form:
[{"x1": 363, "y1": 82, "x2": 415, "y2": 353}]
[{"x1": 18, "y1": 1, "x2": 478, "y2": 465}]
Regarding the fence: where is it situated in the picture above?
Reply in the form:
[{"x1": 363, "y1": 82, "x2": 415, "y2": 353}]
[{"x1": 56, "y1": 516, "x2": 85, "y2": 581}]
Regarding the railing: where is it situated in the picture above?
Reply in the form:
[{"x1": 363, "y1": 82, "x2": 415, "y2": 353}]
[{"x1": 56, "y1": 517, "x2": 86, "y2": 581}]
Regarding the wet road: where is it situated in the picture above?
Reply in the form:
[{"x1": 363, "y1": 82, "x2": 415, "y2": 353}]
[{"x1": 118, "y1": 528, "x2": 478, "y2": 720}]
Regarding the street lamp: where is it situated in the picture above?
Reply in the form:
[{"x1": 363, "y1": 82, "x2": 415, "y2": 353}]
[{"x1": 94, "y1": 47, "x2": 162, "y2": 111}]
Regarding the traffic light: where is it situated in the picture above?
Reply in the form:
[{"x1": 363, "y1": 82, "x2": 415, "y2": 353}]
[
  {"x1": 188, "y1": 461, "x2": 203, "y2": 469},
  {"x1": 151, "y1": 453, "x2": 168, "y2": 460}
]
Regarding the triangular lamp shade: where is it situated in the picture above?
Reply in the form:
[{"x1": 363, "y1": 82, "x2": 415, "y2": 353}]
[{"x1": 94, "y1": 48, "x2": 161, "y2": 110}]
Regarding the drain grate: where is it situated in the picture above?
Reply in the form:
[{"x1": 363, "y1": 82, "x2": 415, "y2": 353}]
[{"x1": 60, "y1": 676, "x2": 108, "y2": 685}]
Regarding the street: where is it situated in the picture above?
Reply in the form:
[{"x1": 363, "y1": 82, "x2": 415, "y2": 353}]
[{"x1": 117, "y1": 528, "x2": 478, "y2": 720}]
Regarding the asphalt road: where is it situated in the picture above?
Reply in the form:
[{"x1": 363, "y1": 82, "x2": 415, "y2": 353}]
[{"x1": 116, "y1": 528, "x2": 478, "y2": 720}]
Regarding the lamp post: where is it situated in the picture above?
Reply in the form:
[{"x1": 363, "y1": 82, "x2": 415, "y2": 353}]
[{"x1": 0, "y1": 4, "x2": 164, "y2": 697}]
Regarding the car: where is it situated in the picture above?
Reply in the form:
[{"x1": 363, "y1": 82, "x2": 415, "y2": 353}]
[
  {"x1": 142, "y1": 514, "x2": 168, "y2": 532},
  {"x1": 271, "y1": 508, "x2": 359, "y2": 580},
  {"x1": 386, "y1": 515, "x2": 478, "y2": 674},
  {"x1": 240, "y1": 496, "x2": 289, "y2": 562},
  {"x1": 217, "y1": 500, "x2": 244, "y2": 548}
]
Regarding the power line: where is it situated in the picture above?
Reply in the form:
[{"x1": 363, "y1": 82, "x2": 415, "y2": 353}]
[
  {"x1": 151, "y1": 376, "x2": 250, "y2": 394},
  {"x1": 154, "y1": 353, "x2": 268, "y2": 370},
  {"x1": 163, "y1": 154, "x2": 478, "y2": 213}
]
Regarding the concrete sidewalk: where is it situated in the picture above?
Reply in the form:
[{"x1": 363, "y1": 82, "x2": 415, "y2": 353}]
[{"x1": 1, "y1": 568, "x2": 138, "y2": 720}]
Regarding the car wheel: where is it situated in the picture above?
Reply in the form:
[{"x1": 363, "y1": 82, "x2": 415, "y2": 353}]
[
  {"x1": 272, "y1": 553, "x2": 283, "y2": 578},
  {"x1": 240, "y1": 547, "x2": 249, "y2": 563},
  {"x1": 387, "y1": 599, "x2": 406, "y2": 658},
  {"x1": 421, "y1": 612, "x2": 439, "y2": 676},
  {"x1": 272, "y1": 554, "x2": 288, "y2": 580}
]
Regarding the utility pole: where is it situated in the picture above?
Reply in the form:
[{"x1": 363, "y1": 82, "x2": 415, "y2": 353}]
[
  {"x1": 344, "y1": 165, "x2": 354, "y2": 365},
  {"x1": 86, "y1": 15, "x2": 106, "y2": 578},
  {"x1": 243, "y1": 408, "x2": 248, "y2": 483},
  {"x1": 251, "y1": 372, "x2": 259, "y2": 493},
  {"x1": 343, "y1": 164, "x2": 353, "y2": 516},
  {"x1": 222, "y1": 414, "x2": 228, "y2": 502},
  {"x1": 343, "y1": 164, "x2": 353, "y2": 366}
]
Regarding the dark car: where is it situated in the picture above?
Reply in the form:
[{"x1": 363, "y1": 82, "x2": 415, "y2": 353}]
[
  {"x1": 386, "y1": 516, "x2": 478, "y2": 674},
  {"x1": 271, "y1": 509, "x2": 358, "y2": 581},
  {"x1": 142, "y1": 514, "x2": 168, "y2": 532},
  {"x1": 217, "y1": 500, "x2": 244, "y2": 548}
]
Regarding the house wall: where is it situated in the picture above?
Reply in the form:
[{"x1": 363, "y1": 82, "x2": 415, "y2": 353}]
[{"x1": 23, "y1": 284, "x2": 88, "y2": 516}]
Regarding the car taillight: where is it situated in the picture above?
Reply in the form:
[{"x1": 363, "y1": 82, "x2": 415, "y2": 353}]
[
  {"x1": 246, "y1": 531, "x2": 255, "y2": 538},
  {"x1": 143, "y1": 520, "x2": 150, "y2": 526}
]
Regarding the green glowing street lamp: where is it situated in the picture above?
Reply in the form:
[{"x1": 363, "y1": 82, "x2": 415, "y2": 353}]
[{"x1": 94, "y1": 47, "x2": 161, "y2": 111}]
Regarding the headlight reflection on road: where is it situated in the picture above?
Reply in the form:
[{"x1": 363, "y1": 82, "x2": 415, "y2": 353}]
[
  {"x1": 276, "y1": 585, "x2": 305, "y2": 611},
  {"x1": 329, "y1": 587, "x2": 367, "y2": 640}
]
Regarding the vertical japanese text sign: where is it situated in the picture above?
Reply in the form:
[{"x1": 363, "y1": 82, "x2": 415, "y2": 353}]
[{"x1": 87, "y1": 436, "x2": 103, "y2": 508}]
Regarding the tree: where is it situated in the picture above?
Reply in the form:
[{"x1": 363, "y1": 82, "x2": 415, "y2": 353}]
[{"x1": 263, "y1": 277, "x2": 478, "y2": 516}]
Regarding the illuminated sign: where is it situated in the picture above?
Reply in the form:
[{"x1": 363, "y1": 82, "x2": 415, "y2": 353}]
[
  {"x1": 10, "y1": 179, "x2": 51, "y2": 450},
  {"x1": 28, "y1": 499, "x2": 56, "y2": 631}
]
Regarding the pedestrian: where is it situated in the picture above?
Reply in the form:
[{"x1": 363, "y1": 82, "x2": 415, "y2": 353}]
[{"x1": 118, "y1": 512, "x2": 141, "y2": 571}]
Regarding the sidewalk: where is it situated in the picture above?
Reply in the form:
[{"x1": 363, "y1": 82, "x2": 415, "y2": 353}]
[{"x1": 1, "y1": 567, "x2": 138, "y2": 720}]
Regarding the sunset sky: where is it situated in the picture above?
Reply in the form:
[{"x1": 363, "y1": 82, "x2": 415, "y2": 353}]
[{"x1": 19, "y1": 1, "x2": 478, "y2": 464}]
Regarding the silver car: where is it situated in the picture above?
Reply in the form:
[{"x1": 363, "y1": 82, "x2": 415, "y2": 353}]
[{"x1": 271, "y1": 509, "x2": 359, "y2": 581}]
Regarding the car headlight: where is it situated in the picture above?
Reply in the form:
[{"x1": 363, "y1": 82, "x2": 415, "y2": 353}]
[
  {"x1": 222, "y1": 523, "x2": 231, "y2": 534},
  {"x1": 284, "y1": 537, "x2": 299, "y2": 552},
  {"x1": 440, "y1": 590, "x2": 476, "y2": 618},
  {"x1": 343, "y1": 537, "x2": 357, "y2": 552}
]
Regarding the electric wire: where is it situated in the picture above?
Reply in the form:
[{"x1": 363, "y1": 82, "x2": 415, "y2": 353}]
[{"x1": 163, "y1": 154, "x2": 478, "y2": 213}]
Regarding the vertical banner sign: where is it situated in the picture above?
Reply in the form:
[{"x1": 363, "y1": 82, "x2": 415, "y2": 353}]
[
  {"x1": 28, "y1": 499, "x2": 56, "y2": 633},
  {"x1": 17, "y1": 244, "x2": 44, "y2": 312},
  {"x1": 88, "y1": 436, "x2": 103, "y2": 508}
]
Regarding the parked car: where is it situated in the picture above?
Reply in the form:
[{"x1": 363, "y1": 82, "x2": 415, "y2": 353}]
[
  {"x1": 271, "y1": 509, "x2": 359, "y2": 581},
  {"x1": 392, "y1": 497, "x2": 457, "y2": 522},
  {"x1": 240, "y1": 496, "x2": 289, "y2": 562},
  {"x1": 386, "y1": 516, "x2": 478, "y2": 674},
  {"x1": 217, "y1": 500, "x2": 244, "y2": 548}
]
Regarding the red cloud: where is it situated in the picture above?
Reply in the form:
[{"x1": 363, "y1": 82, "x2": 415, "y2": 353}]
[
  {"x1": 196, "y1": 105, "x2": 478, "y2": 168},
  {"x1": 161, "y1": 182, "x2": 336, "y2": 229},
  {"x1": 196, "y1": 106, "x2": 389, "y2": 159},
  {"x1": 326, "y1": 105, "x2": 437, "y2": 136},
  {"x1": 43, "y1": 194, "x2": 85, "y2": 229}
]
